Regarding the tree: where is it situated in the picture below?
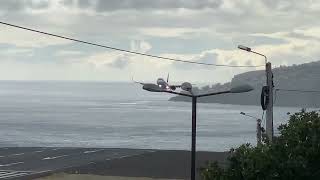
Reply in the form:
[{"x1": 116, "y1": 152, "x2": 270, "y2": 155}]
[{"x1": 200, "y1": 110, "x2": 320, "y2": 180}]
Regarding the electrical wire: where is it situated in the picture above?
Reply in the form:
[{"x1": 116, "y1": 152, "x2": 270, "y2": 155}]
[
  {"x1": 275, "y1": 88, "x2": 320, "y2": 93},
  {"x1": 274, "y1": 88, "x2": 320, "y2": 105},
  {"x1": 0, "y1": 21, "x2": 265, "y2": 68}
]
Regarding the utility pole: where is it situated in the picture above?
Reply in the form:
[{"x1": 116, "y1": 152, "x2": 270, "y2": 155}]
[
  {"x1": 266, "y1": 62, "x2": 274, "y2": 142},
  {"x1": 256, "y1": 119, "x2": 262, "y2": 145},
  {"x1": 238, "y1": 45, "x2": 274, "y2": 142},
  {"x1": 240, "y1": 112, "x2": 263, "y2": 145},
  {"x1": 191, "y1": 96, "x2": 197, "y2": 180}
]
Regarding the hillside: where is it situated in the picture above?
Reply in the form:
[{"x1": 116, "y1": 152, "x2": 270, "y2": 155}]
[{"x1": 169, "y1": 61, "x2": 320, "y2": 108}]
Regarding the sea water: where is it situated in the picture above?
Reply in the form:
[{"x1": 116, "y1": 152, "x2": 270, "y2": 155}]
[{"x1": 0, "y1": 81, "x2": 304, "y2": 151}]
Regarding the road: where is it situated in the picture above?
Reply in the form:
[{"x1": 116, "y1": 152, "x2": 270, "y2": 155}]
[{"x1": 0, "y1": 147, "x2": 154, "y2": 179}]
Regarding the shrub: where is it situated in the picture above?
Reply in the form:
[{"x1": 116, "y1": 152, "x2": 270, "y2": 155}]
[{"x1": 200, "y1": 110, "x2": 320, "y2": 180}]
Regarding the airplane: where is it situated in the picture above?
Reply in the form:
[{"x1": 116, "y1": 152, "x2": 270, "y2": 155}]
[{"x1": 133, "y1": 74, "x2": 192, "y2": 92}]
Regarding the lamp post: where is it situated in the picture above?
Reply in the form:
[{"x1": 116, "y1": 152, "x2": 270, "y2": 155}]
[
  {"x1": 240, "y1": 112, "x2": 263, "y2": 145},
  {"x1": 142, "y1": 83, "x2": 253, "y2": 180},
  {"x1": 238, "y1": 45, "x2": 273, "y2": 142}
]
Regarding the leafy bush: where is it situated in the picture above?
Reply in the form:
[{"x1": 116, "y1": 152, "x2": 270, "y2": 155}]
[{"x1": 200, "y1": 110, "x2": 320, "y2": 180}]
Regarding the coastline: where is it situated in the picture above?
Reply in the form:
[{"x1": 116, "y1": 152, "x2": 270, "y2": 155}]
[
  {"x1": 64, "y1": 150, "x2": 229, "y2": 179},
  {"x1": 0, "y1": 147, "x2": 229, "y2": 179}
]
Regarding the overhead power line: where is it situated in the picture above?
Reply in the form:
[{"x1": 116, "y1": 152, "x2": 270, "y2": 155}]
[
  {"x1": 274, "y1": 88, "x2": 320, "y2": 104},
  {"x1": 0, "y1": 21, "x2": 264, "y2": 68},
  {"x1": 275, "y1": 88, "x2": 320, "y2": 93}
]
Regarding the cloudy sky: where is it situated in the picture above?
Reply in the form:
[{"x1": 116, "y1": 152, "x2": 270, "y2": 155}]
[{"x1": 0, "y1": 0, "x2": 319, "y2": 83}]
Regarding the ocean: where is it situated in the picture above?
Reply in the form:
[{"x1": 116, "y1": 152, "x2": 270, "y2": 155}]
[{"x1": 0, "y1": 81, "x2": 303, "y2": 152}]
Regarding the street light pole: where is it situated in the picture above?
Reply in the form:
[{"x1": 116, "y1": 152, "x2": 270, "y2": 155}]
[
  {"x1": 191, "y1": 96, "x2": 197, "y2": 180},
  {"x1": 266, "y1": 63, "x2": 274, "y2": 142},
  {"x1": 240, "y1": 112, "x2": 263, "y2": 145},
  {"x1": 238, "y1": 45, "x2": 273, "y2": 142},
  {"x1": 142, "y1": 84, "x2": 253, "y2": 180}
]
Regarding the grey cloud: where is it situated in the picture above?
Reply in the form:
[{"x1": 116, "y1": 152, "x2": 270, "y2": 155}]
[
  {"x1": 3, "y1": 0, "x2": 319, "y2": 38},
  {"x1": 61, "y1": 0, "x2": 73, "y2": 6},
  {"x1": 260, "y1": 0, "x2": 319, "y2": 15},
  {"x1": 234, "y1": 35, "x2": 288, "y2": 46},
  {"x1": 245, "y1": 60, "x2": 254, "y2": 66},
  {"x1": 229, "y1": 59, "x2": 254, "y2": 67},
  {"x1": 261, "y1": 0, "x2": 288, "y2": 10},
  {"x1": 30, "y1": 0, "x2": 49, "y2": 9},
  {"x1": 0, "y1": 0, "x2": 50, "y2": 12},
  {"x1": 197, "y1": 52, "x2": 218, "y2": 65},
  {"x1": 0, "y1": 0, "x2": 25, "y2": 11},
  {"x1": 286, "y1": 32, "x2": 320, "y2": 41},
  {"x1": 70, "y1": 0, "x2": 222, "y2": 11},
  {"x1": 291, "y1": 45, "x2": 308, "y2": 52},
  {"x1": 173, "y1": 52, "x2": 219, "y2": 70},
  {"x1": 261, "y1": 0, "x2": 303, "y2": 11},
  {"x1": 108, "y1": 54, "x2": 131, "y2": 69},
  {"x1": 77, "y1": 0, "x2": 92, "y2": 8}
]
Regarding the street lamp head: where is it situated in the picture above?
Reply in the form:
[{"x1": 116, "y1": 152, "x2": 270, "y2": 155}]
[
  {"x1": 238, "y1": 45, "x2": 251, "y2": 52},
  {"x1": 239, "y1": 111, "x2": 259, "y2": 120},
  {"x1": 238, "y1": 45, "x2": 267, "y2": 64},
  {"x1": 230, "y1": 84, "x2": 254, "y2": 93},
  {"x1": 142, "y1": 83, "x2": 163, "y2": 92}
]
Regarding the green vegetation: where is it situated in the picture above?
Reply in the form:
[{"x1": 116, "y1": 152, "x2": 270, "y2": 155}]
[{"x1": 200, "y1": 110, "x2": 320, "y2": 180}]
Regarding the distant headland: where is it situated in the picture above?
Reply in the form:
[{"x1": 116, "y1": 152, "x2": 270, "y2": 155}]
[{"x1": 170, "y1": 61, "x2": 320, "y2": 108}]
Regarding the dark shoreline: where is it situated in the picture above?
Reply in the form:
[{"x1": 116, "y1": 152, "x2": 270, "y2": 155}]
[
  {"x1": 0, "y1": 147, "x2": 229, "y2": 179},
  {"x1": 66, "y1": 150, "x2": 229, "y2": 179}
]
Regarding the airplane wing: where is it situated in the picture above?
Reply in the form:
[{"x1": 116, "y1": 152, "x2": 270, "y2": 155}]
[
  {"x1": 132, "y1": 77, "x2": 145, "y2": 85},
  {"x1": 173, "y1": 83, "x2": 196, "y2": 87},
  {"x1": 172, "y1": 85, "x2": 182, "y2": 88}
]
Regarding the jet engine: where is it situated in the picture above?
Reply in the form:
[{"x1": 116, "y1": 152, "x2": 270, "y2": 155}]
[{"x1": 181, "y1": 82, "x2": 192, "y2": 92}]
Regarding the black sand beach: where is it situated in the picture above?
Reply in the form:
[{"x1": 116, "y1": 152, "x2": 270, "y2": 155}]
[
  {"x1": 66, "y1": 150, "x2": 229, "y2": 179},
  {"x1": 0, "y1": 148, "x2": 229, "y2": 179}
]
